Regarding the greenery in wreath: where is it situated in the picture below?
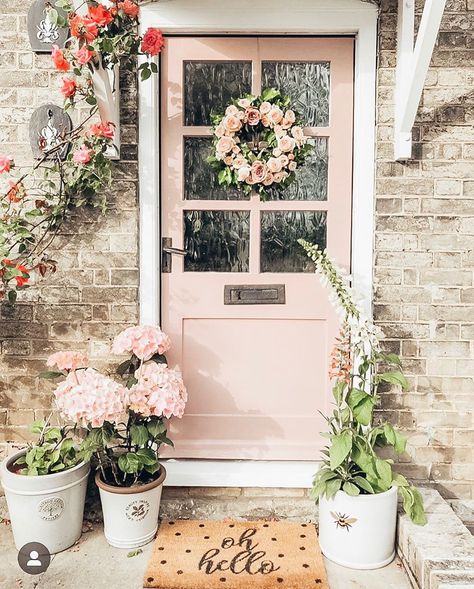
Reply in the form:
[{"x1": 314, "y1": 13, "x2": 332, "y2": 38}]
[{"x1": 208, "y1": 88, "x2": 313, "y2": 200}]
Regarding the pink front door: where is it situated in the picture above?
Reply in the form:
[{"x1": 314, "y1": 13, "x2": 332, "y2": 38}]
[{"x1": 161, "y1": 37, "x2": 354, "y2": 460}]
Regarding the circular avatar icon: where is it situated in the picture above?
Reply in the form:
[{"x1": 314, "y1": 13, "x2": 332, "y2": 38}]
[{"x1": 18, "y1": 542, "x2": 51, "y2": 575}]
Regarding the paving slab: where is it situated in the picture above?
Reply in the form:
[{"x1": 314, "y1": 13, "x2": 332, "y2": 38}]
[{"x1": 0, "y1": 520, "x2": 412, "y2": 589}]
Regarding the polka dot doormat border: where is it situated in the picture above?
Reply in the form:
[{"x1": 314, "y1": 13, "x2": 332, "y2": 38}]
[{"x1": 144, "y1": 520, "x2": 328, "y2": 589}]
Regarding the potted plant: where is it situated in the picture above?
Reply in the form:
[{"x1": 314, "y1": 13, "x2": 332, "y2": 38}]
[
  {"x1": 47, "y1": 325, "x2": 187, "y2": 549},
  {"x1": 1, "y1": 354, "x2": 90, "y2": 555},
  {"x1": 299, "y1": 239, "x2": 427, "y2": 570}
]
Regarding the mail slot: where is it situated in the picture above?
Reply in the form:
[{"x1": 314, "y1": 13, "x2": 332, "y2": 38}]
[{"x1": 224, "y1": 284, "x2": 286, "y2": 305}]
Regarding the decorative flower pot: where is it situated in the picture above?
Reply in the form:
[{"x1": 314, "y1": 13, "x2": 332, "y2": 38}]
[
  {"x1": 319, "y1": 486, "x2": 398, "y2": 569},
  {"x1": 95, "y1": 465, "x2": 166, "y2": 549},
  {"x1": 0, "y1": 450, "x2": 90, "y2": 554}
]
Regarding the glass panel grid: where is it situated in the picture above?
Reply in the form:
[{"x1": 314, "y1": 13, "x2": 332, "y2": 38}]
[
  {"x1": 261, "y1": 61, "x2": 330, "y2": 127},
  {"x1": 184, "y1": 61, "x2": 252, "y2": 127},
  {"x1": 260, "y1": 210, "x2": 327, "y2": 273},
  {"x1": 184, "y1": 210, "x2": 250, "y2": 272}
]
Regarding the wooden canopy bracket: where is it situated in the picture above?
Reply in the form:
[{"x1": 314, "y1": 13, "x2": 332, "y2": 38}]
[{"x1": 394, "y1": 0, "x2": 447, "y2": 161}]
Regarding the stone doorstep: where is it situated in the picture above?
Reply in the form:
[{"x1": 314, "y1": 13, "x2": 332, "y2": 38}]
[{"x1": 397, "y1": 489, "x2": 474, "y2": 589}]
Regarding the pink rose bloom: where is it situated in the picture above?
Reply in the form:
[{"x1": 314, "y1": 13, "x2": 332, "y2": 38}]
[
  {"x1": 261, "y1": 114, "x2": 270, "y2": 127},
  {"x1": 75, "y1": 46, "x2": 95, "y2": 65},
  {"x1": 291, "y1": 126, "x2": 305, "y2": 142},
  {"x1": 279, "y1": 154, "x2": 289, "y2": 168},
  {"x1": 288, "y1": 161, "x2": 297, "y2": 172},
  {"x1": 223, "y1": 155, "x2": 234, "y2": 166},
  {"x1": 216, "y1": 136, "x2": 233, "y2": 155},
  {"x1": 47, "y1": 351, "x2": 89, "y2": 372},
  {"x1": 129, "y1": 362, "x2": 187, "y2": 419},
  {"x1": 223, "y1": 115, "x2": 241, "y2": 133},
  {"x1": 225, "y1": 104, "x2": 239, "y2": 116},
  {"x1": 259, "y1": 101, "x2": 272, "y2": 114},
  {"x1": 73, "y1": 144, "x2": 93, "y2": 164},
  {"x1": 237, "y1": 166, "x2": 251, "y2": 182},
  {"x1": 277, "y1": 135, "x2": 296, "y2": 153},
  {"x1": 232, "y1": 155, "x2": 247, "y2": 169},
  {"x1": 214, "y1": 125, "x2": 225, "y2": 138},
  {"x1": 268, "y1": 106, "x2": 284, "y2": 125},
  {"x1": 0, "y1": 155, "x2": 12, "y2": 174},
  {"x1": 263, "y1": 171, "x2": 274, "y2": 186},
  {"x1": 238, "y1": 98, "x2": 251, "y2": 108},
  {"x1": 267, "y1": 157, "x2": 282, "y2": 174},
  {"x1": 54, "y1": 368, "x2": 127, "y2": 427},
  {"x1": 245, "y1": 107, "x2": 260, "y2": 126},
  {"x1": 112, "y1": 325, "x2": 171, "y2": 361},
  {"x1": 251, "y1": 160, "x2": 268, "y2": 184},
  {"x1": 285, "y1": 110, "x2": 296, "y2": 123}
]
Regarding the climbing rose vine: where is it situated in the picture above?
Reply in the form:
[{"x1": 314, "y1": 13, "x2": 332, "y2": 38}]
[{"x1": 0, "y1": 1, "x2": 163, "y2": 303}]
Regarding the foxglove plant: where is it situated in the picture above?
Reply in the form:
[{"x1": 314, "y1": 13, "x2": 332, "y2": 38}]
[
  {"x1": 43, "y1": 327, "x2": 187, "y2": 487},
  {"x1": 298, "y1": 239, "x2": 427, "y2": 525}
]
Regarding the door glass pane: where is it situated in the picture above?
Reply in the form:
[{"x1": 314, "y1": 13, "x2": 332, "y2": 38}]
[
  {"x1": 184, "y1": 61, "x2": 252, "y2": 126},
  {"x1": 184, "y1": 137, "x2": 248, "y2": 201},
  {"x1": 184, "y1": 210, "x2": 250, "y2": 272},
  {"x1": 261, "y1": 61, "x2": 330, "y2": 127},
  {"x1": 261, "y1": 211, "x2": 327, "y2": 273},
  {"x1": 266, "y1": 137, "x2": 328, "y2": 201}
]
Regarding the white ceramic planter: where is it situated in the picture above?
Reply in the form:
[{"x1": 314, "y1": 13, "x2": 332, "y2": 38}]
[
  {"x1": 0, "y1": 450, "x2": 90, "y2": 554},
  {"x1": 96, "y1": 465, "x2": 166, "y2": 549},
  {"x1": 319, "y1": 486, "x2": 398, "y2": 569}
]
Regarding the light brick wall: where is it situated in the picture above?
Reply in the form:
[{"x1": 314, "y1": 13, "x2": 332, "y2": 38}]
[
  {"x1": 374, "y1": 0, "x2": 474, "y2": 498},
  {"x1": 0, "y1": 0, "x2": 473, "y2": 500}
]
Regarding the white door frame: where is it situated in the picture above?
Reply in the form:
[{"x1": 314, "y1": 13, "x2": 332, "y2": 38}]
[{"x1": 138, "y1": 0, "x2": 378, "y2": 487}]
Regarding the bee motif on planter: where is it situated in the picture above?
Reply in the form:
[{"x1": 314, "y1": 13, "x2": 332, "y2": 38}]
[{"x1": 330, "y1": 511, "x2": 357, "y2": 532}]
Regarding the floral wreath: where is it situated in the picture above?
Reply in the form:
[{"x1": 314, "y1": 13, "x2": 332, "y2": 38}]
[{"x1": 208, "y1": 88, "x2": 313, "y2": 198}]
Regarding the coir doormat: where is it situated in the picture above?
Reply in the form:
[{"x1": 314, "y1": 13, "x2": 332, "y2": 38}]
[{"x1": 144, "y1": 520, "x2": 328, "y2": 589}]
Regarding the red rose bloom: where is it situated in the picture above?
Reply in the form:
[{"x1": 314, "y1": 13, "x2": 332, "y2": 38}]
[
  {"x1": 6, "y1": 180, "x2": 23, "y2": 203},
  {"x1": 70, "y1": 14, "x2": 99, "y2": 43},
  {"x1": 88, "y1": 122, "x2": 115, "y2": 139},
  {"x1": 51, "y1": 44, "x2": 70, "y2": 72},
  {"x1": 141, "y1": 28, "x2": 165, "y2": 56},
  {"x1": 61, "y1": 77, "x2": 77, "y2": 98},
  {"x1": 88, "y1": 5, "x2": 114, "y2": 27},
  {"x1": 118, "y1": 0, "x2": 139, "y2": 19}
]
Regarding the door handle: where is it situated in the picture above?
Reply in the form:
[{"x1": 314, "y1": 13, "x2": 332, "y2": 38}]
[
  {"x1": 162, "y1": 246, "x2": 188, "y2": 256},
  {"x1": 162, "y1": 237, "x2": 187, "y2": 273}
]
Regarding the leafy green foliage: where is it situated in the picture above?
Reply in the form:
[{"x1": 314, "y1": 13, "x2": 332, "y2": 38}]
[
  {"x1": 300, "y1": 240, "x2": 427, "y2": 526},
  {"x1": 14, "y1": 421, "x2": 80, "y2": 476}
]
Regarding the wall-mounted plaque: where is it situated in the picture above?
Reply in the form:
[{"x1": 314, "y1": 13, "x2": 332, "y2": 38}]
[
  {"x1": 29, "y1": 104, "x2": 72, "y2": 160},
  {"x1": 27, "y1": 0, "x2": 69, "y2": 53}
]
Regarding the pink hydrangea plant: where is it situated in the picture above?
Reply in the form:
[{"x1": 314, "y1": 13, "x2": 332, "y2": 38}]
[
  {"x1": 53, "y1": 368, "x2": 128, "y2": 428},
  {"x1": 112, "y1": 325, "x2": 171, "y2": 361},
  {"x1": 129, "y1": 362, "x2": 187, "y2": 419},
  {"x1": 47, "y1": 351, "x2": 89, "y2": 372}
]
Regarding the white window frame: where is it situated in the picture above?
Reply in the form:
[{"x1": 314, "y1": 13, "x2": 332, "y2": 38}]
[{"x1": 138, "y1": 0, "x2": 378, "y2": 487}]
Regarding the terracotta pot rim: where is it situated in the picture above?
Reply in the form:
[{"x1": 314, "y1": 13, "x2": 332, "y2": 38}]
[{"x1": 95, "y1": 464, "x2": 166, "y2": 494}]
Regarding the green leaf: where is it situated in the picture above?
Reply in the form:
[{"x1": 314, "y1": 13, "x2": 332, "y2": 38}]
[
  {"x1": 392, "y1": 472, "x2": 409, "y2": 488},
  {"x1": 261, "y1": 87, "x2": 280, "y2": 101},
  {"x1": 116, "y1": 359, "x2": 132, "y2": 376},
  {"x1": 383, "y1": 423, "x2": 407, "y2": 454},
  {"x1": 342, "y1": 481, "x2": 360, "y2": 496},
  {"x1": 141, "y1": 67, "x2": 152, "y2": 81},
  {"x1": 38, "y1": 371, "x2": 64, "y2": 380},
  {"x1": 31, "y1": 420, "x2": 46, "y2": 434},
  {"x1": 147, "y1": 419, "x2": 166, "y2": 437},
  {"x1": 136, "y1": 447, "x2": 156, "y2": 466},
  {"x1": 353, "y1": 476, "x2": 374, "y2": 494},
  {"x1": 352, "y1": 444, "x2": 378, "y2": 479},
  {"x1": 332, "y1": 381, "x2": 345, "y2": 405},
  {"x1": 127, "y1": 549, "x2": 143, "y2": 558},
  {"x1": 325, "y1": 477, "x2": 342, "y2": 498},
  {"x1": 144, "y1": 462, "x2": 161, "y2": 475},
  {"x1": 379, "y1": 371, "x2": 410, "y2": 390},
  {"x1": 375, "y1": 458, "x2": 393, "y2": 489},
  {"x1": 348, "y1": 389, "x2": 376, "y2": 426},
  {"x1": 44, "y1": 427, "x2": 61, "y2": 442},
  {"x1": 130, "y1": 424, "x2": 149, "y2": 447},
  {"x1": 329, "y1": 430, "x2": 352, "y2": 470},
  {"x1": 118, "y1": 452, "x2": 141, "y2": 474},
  {"x1": 8, "y1": 290, "x2": 17, "y2": 304}
]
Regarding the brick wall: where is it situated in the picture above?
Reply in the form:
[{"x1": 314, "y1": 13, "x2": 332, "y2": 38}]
[
  {"x1": 374, "y1": 0, "x2": 474, "y2": 499},
  {"x1": 0, "y1": 0, "x2": 473, "y2": 501}
]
